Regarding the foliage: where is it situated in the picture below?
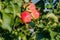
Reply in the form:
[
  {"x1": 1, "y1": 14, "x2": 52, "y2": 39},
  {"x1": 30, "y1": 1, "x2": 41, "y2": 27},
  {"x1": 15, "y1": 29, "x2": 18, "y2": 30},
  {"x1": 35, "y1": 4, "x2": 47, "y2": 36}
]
[{"x1": 0, "y1": 0, "x2": 60, "y2": 40}]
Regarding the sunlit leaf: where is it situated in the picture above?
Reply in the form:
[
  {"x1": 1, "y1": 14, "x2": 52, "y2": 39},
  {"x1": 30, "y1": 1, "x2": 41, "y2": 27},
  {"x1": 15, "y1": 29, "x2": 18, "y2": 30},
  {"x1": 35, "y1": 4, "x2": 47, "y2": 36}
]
[{"x1": 2, "y1": 13, "x2": 12, "y2": 32}]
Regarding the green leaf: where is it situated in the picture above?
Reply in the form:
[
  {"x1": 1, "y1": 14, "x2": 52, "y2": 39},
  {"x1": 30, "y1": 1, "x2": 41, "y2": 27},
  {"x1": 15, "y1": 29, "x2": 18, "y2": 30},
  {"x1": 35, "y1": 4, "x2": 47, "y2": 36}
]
[
  {"x1": 1, "y1": 13, "x2": 12, "y2": 32},
  {"x1": 10, "y1": 2, "x2": 16, "y2": 18},
  {"x1": 10, "y1": 1, "x2": 22, "y2": 18},
  {"x1": 17, "y1": 0, "x2": 22, "y2": 7},
  {"x1": 0, "y1": 1, "x2": 2, "y2": 11},
  {"x1": 19, "y1": 32, "x2": 27, "y2": 40},
  {"x1": 46, "y1": 13, "x2": 58, "y2": 22},
  {"x1": 55, "y1": 34, "x2": 60, "y2": 40},
  {"x1": 18, "y1": 36, "x2": 21, "y2": 40},
  {"x1": 57, "y1": 23, "x2": 60, "y2": 27},
  {"x1": 4, "y1": 6, "x2": 13, "y2": 13},
  {"x1": 45, "y1": 4, "x2": 52, "y2": 8},
  {"x1": 49, "y1": 0, "x2": 53, "y2": 3},
  {"x1": 0, "y1": 37, "x2": 4, "y2": 40},
  {"x1": 54, "y1": 9, "x2": 57, "y2": 13},
  {"x1": 5, "y1": 8, "x2": 11, "y2": 13},
  {"x1": 48, "y1": 29, "x2": 57, "y2": 40},
  {"x1": 38, "y1": 23, "x2": 44, "y2": 28}
]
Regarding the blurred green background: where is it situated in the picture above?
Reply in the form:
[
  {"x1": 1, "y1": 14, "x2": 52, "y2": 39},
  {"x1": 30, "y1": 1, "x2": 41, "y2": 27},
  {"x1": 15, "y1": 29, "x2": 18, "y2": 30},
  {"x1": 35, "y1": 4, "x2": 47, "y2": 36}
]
[{"x1": 0, "y1": 0, "x2": 60, "y2": 40}]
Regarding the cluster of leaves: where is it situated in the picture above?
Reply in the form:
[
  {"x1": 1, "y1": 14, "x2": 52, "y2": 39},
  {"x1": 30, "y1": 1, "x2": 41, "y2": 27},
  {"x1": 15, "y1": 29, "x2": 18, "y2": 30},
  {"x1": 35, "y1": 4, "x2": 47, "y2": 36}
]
[{"x1": 0, "y1": 0, "x2": 60, "y2": 40}]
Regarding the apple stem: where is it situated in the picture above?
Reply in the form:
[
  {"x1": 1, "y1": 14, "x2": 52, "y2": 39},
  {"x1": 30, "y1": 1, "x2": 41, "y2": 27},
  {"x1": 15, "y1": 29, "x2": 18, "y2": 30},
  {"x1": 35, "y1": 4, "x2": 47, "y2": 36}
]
[{"x1": 25, "y1": 24, "x2": 29, "y2": 29}]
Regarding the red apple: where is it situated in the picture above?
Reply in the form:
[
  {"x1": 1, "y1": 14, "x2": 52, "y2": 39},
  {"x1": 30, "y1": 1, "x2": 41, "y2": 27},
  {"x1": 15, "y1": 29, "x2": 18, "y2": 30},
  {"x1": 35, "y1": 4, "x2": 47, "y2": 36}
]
[{"x1": 21, "y1": 11, "x2": 32, "y2": 24}]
